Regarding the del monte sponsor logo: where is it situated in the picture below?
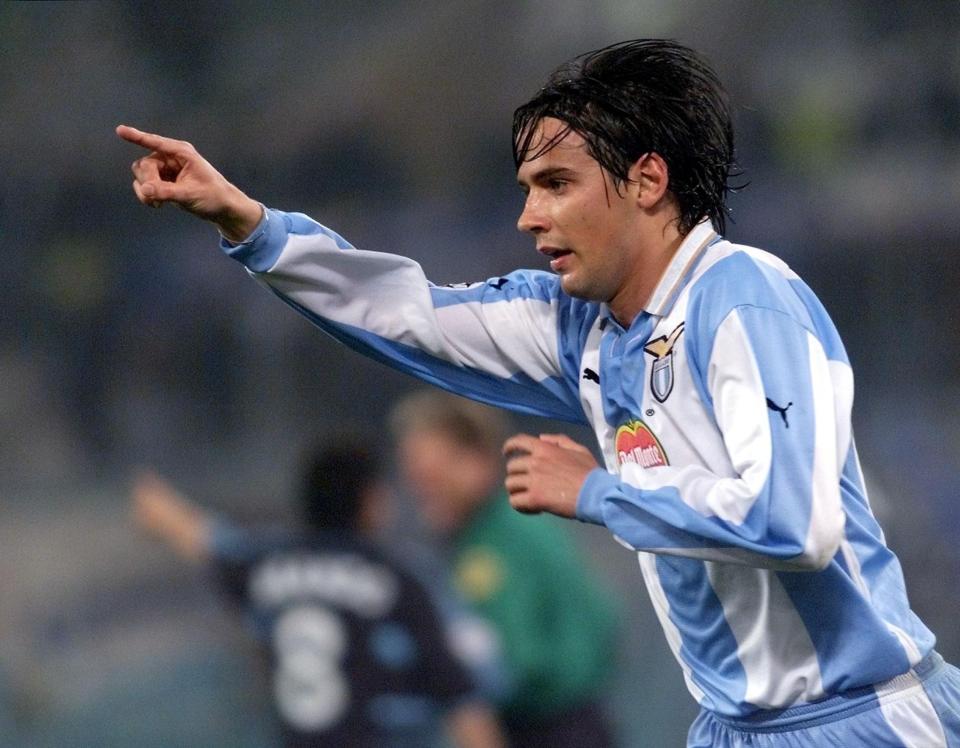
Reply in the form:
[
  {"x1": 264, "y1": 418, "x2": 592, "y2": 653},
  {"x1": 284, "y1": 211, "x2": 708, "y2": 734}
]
[{"x1": 615, "y1": 419, "x2": 668, "y2": 469}]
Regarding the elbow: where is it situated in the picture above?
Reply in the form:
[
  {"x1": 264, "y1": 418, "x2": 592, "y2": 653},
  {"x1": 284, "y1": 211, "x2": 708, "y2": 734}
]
[
  {"x1": 785, "y1": 520, "x2": 843, "y2": 572},
  {"x1": 791, "y1": 541, "x2": 839, "y2": 572}
]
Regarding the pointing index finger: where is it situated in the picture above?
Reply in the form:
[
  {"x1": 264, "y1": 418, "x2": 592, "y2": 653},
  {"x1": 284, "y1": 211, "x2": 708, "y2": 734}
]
[{"x1": 116, "y1": 124, "x2": 182, "y2": 154}]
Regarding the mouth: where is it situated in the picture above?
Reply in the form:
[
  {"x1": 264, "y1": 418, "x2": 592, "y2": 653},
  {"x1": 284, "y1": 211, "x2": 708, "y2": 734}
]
[{"x1": 538, "y1": 245, "x2": 573, "y2": 273}]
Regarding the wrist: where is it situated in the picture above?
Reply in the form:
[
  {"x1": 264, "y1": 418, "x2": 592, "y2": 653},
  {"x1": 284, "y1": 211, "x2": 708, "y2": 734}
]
[{"x1": 216, "y1": 188, "x2": 263, "y2": 243}]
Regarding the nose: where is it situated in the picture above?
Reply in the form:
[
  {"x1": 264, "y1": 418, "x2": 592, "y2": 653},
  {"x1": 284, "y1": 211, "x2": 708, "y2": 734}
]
[{"x1": 517, "y1": 193, "x2": 548, "y2": 235}]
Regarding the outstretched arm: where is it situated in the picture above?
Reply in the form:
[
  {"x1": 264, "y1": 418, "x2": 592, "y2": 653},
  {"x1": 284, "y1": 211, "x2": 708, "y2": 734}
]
[
  {"x1": 116, "y1": 125, "x2": 262, "y2": 242},
  {"x1": 131, "y1": 471, "x2": 212, "y2": 563},
  {"x1": 117, "y1": 125, "x2": 586, "y2": 422}
]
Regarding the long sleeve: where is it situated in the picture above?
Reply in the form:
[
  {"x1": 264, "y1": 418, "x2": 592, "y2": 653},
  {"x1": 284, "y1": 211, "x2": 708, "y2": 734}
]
[
  {"x1": 577, "y1": 304, "x2": 847, "y2": 571},
  {"x1": 221, "y1": 208, "x2": 587, "y2": 421}
]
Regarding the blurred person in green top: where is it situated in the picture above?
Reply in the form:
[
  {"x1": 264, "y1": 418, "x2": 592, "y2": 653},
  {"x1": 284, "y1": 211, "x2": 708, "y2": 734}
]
[{"x1": 391, "y1": 389, "x2": 620, "y2": 748}]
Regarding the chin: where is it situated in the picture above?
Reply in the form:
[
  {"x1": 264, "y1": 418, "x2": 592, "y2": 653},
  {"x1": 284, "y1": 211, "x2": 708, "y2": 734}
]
[
  {"x1": 559, "y1": 274, "x2": 583, "y2": 297},
  {"x1": 560, "y1": 275, "x2": 602, "y2": 302}
]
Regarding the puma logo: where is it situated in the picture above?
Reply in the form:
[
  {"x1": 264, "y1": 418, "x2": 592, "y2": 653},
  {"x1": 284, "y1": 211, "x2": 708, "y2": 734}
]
[
  {"x1": 582, "y1": 368, "x2": 600, "y2": 384},
  {"x1": 766, "y1": 398, "x2": 793, "y2": 428},
  {"x1": 489, "y1": 278, "x2": 509, "y2": 290}
]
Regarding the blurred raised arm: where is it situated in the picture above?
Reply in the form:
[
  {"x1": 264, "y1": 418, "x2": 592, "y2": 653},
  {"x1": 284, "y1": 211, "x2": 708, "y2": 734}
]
[{"x1": 130, "y1": 470, "x2": 212, "y2": 562}]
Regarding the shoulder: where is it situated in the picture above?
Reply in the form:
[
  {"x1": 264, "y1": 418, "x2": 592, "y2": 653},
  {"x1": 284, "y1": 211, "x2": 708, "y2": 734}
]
[
  {"x1": 429, "y1": 268, "x2": 561, "y2": 307},
  {"x1": 680, "y1": 239, "x2": 848, "y2": 366},
  {"x1": 689, "y1": 241, "x2": 803, "y2": 314},
  {"x1": 429, "y1": 270, "x2": 599, "y2": 322},
  {"x1": 683, "y1": 240, "x2": 821, "y2": 337}
]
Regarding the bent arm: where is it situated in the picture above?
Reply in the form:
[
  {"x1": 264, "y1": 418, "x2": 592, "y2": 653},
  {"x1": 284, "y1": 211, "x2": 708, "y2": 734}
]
[
  {"x1": 222, "y1": 208, "x2": 586, "y2": 421},
  {"x1": 579, "y1": 306, "x2": 847, "y2": 571}
]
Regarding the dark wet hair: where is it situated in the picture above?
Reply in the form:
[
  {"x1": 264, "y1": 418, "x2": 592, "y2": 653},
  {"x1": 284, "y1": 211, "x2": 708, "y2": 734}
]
[
  {"x1": 298, "y1": 436, "x2": 381, "y2": 531},
  {"x1": 513, "y1": 39, "x2": 737, "y2": 235}
]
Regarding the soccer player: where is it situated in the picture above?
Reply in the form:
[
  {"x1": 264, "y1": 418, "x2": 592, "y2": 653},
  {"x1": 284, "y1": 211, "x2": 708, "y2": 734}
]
[
  {"x1": 390, "y1": 389, "x2": 619, "y2": 748},
  {"x1": 132, "y1": 439, "x2": 505, "y2": 748},
  {"x1": 118, "y1": 39, "x2": 960, "y2": 747}
]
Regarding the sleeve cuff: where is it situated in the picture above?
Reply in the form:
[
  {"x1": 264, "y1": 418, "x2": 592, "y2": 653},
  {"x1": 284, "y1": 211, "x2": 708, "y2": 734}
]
[
  {"x1": 207, "y1": 516, "x2": 246, "y2": 561},
  {"x1": 575, "y1": 467, "x2": 618, "y2": 525},
  {"x1": 219, "y1": 206, "x2": 290, "y2": 272}
]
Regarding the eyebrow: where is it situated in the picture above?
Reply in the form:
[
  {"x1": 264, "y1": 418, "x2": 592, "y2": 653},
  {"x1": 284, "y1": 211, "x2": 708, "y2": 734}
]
[{"x1": 517, "y1": 166, "x2": 577, "y2": 189}]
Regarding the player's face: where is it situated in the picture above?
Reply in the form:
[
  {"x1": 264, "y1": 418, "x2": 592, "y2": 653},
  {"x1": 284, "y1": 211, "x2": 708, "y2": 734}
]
[{"x1": 516, "y1": 117, "x2": 645, "y2": 309}]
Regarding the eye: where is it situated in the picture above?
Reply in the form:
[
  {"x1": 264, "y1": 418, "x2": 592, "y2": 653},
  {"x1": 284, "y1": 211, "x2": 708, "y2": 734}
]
[{"x1": 547, "y1": 178, "x2": 567, "y2": 192}]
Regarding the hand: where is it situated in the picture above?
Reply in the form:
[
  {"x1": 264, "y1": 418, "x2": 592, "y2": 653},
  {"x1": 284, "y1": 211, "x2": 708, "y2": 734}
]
[
  {"x1": 502, "y1": 433, "x2": 598, "y2": 518},
  {"x1": 130, "y1": 470, "x2": 210, "y2": 561},
  {"x1": 116, "y1": 125, "x2": 263, "y2": 242}
]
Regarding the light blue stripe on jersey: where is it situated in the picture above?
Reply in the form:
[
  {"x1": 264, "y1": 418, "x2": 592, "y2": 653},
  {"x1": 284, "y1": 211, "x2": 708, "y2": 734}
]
[
  {"x1": 686, "y1": 252, "x2": 819, "y2": 408},
  {"x1": 787, "y1": 278, "x2": 850, "y2": 365},
  {"x1": 655, "y1": 554, "x2": 747, "y2": 714},
  {"x1": 773, "y1": 444, "x2": 925, "y2": 694},
  {"x1": 597, "y1": 313, "x2": 660, "y2": 429},
  {"x1": 429, "y1": 272, "x2": 556, "y2": 308},
  {"x1": 776, "y1": 564, "x2": 911, "y2": 693},
  {"x1": 579, "y1": 473, "x2": 815, "y2": 563},
  {"x1": 836, "y1": 445, "x2": 936, "y2": 659}
]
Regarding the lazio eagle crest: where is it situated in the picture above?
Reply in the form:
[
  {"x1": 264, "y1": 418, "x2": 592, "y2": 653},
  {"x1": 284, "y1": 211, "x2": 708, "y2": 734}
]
[{"x1": 643, "y1": 322, "x2": 685, "y2": 403}]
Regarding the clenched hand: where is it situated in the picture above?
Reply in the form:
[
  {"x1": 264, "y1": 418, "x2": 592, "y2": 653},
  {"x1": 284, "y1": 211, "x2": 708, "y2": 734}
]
[{"x1": 503, "y1": 433, "x2": 598, "y2": 518}]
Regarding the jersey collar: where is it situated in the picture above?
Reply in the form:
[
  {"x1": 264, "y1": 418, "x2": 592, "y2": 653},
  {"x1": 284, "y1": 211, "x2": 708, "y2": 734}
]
[
  {"x1": 642, "y1": 220, "x2": 717, "y2": 318},
  {"x1": 596, "y1": 220, "x2": 718, "y2": 330}
]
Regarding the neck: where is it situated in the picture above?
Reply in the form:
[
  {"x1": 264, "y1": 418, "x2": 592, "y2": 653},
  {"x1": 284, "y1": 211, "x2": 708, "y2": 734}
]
[{"x1": 608, "y1": 219, "x2": 684, "y2": 327}]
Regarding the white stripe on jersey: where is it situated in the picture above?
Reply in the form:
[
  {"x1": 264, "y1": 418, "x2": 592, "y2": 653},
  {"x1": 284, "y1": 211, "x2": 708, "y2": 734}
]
[
  {"x1": 278, "y1": 233, "x2": 445, "y2": 351},
  {"x1": 434, "y1": 297, "x2": 561, "y2": 380},
  {"x1": 827, "y1": 360, "x2": 854, "y2": 470},
  {"x1": 706, "y1": 563, "x2": 824, "y2": 708},
  {"x1": 638, "y1": 552, "x2": 706, "y2": 703},
  {"x1": 804, "y1": 330, "x2": 844, "y2": 569},
  {"x1": 579, "y1": 320, "x2": 616, "y2": 470},
  {"x1": 704, "y1": 310, "x2": 772, "y2": 523}
]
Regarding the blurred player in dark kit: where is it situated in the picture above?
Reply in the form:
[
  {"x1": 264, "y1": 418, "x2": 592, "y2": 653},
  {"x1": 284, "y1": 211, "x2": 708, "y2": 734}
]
[
  {"x1": 132, "y1": 438, "x2": 505, "y2": 748},
  {"x1": 391, "y1": 389, "x2": 619, "y2": 748},
  {"x1": 119, "y1": 37, "x2": 960, "y2": 747}
]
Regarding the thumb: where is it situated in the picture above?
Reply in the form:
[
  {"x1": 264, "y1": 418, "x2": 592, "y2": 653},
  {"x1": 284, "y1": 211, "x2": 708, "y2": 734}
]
[
  {"x1": 141, "y1": 179, "x2": 185, "y2": 204},
  {"x1": 539, "y1": 433, "x2": 591, "y2": 454}
]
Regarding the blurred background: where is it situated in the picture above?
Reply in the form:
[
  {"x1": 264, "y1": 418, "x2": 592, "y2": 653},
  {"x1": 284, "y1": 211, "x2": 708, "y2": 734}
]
[{"x1": 2, "y1": 1, "x2": 959, "y2": 745}]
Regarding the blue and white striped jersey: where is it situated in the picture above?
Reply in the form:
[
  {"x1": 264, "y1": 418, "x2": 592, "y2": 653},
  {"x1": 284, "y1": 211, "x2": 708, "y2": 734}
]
[{"x1": 221, "y1": 208, "x2": 935, "y2": 718}]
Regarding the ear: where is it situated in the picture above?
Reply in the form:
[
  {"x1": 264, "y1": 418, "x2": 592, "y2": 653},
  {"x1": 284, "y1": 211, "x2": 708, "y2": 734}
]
[{"x1": 627, "y1": 152, "x2": 670, "y2": 209}]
